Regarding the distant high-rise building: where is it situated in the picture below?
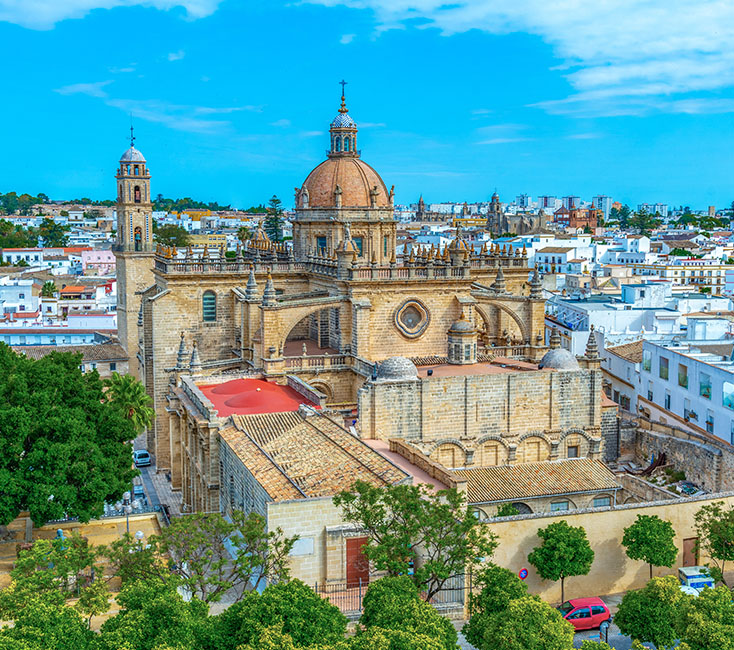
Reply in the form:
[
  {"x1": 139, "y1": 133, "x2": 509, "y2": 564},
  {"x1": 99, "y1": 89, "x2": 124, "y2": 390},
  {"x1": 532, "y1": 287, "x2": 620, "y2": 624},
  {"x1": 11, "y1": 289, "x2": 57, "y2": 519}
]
[
  {"x1": 638, "y1": 203, "x2": 668, "y2": 218},
  {"x1": 562, "y1": 196, "x2": 581, "y2": 209},
  {"x1": 515, "y1": 194, "x2": 532, "y2": 208},
  {"x1": 708, "y1": 205, "x2": 716, "y2": 218},
  {"x1": 592, "y1": 195, "x2": 613, "y2": 220},
  {"x1": 538, "y1": 195, "x2": 559, "y2": 211}
]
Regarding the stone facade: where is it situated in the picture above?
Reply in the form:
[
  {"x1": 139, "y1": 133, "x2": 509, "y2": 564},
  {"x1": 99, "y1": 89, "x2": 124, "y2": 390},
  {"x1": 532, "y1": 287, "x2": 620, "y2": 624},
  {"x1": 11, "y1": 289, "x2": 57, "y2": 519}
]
[{"x1": 358, "y1": 367, "x2": 605, "y2": 467}]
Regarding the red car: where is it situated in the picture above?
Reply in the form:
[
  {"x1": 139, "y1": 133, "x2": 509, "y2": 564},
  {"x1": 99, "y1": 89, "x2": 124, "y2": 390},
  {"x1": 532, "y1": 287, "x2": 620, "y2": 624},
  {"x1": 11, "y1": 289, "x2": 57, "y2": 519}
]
[{"x1": 557, "y1": 597, "x2": 611, "y2": 631}]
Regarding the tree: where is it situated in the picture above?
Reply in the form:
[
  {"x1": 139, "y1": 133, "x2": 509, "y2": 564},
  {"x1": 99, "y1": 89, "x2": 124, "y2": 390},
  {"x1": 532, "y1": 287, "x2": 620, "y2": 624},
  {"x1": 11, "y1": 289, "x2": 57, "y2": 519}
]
[
  {"x1": 609, "y1": 204, "x2": 632, "y2": 229},
  {"x1": 527, "y1": 520, "x2": 594, "y2": 603},
  {"x1": 359, "y1": 576, "x2": 458, "y2": 650},
  {"x1": 237, "y1": 225, "x2": 252, "y2": 243},
  {"x1": 155, "y1": 510, "x2": 297, "y2": 603},
  {"x1": 154, "y1": 223, "x2": 191, "y2": 247},
  {"x1": 694, "y1": 500, "x2": 734, "y2": 586},
  {"x1": 215, "y1": 580, "x2": 347, "y2": 649},
  {"x1": 580, "y1": 643, "x2": 613, "y2": 650},
  {"x1": 495, "y1": 503, "x2": 520, "y2": 517},
  {"x1": 0, "y1": 218, "x2": 37, "y2": 248},
  {"x1": 103, "y1": 531, "x2": 172, "y2": 588},
  {"x1": 677, "y1": 584, "x2": 734, "y2": 650},
  {"x1": 99, "y1": 579, "x2": 212, "y2": 650},
  {"x1": 622, "y1": 514, "x2": 678, "y2": 580},
  {"x1": 41, "y1": 280, "x2": 57, "y2": 297},
  {"x1": 264, "y1": 195, "x2": 283, "y2": 242},
  {"x1": 615, "y1": 575, "x2": 686, "y2": 649},
  {"x1": 0, "y1": 345, "x2": 137, "y2": 527},
  {"x1": 628, "y1": 208, "x2": 661, "y2": 236},
  {"x1": 333, "y1": 481, "x2": 497, "y2": 599},
  {"x1": 38, "y1": 217, "x2": 70, "y2": 247},
  {"x1": 103, "y1": 371, "x2": 155, "y2": 436},
  {"x1": 471, "y1": 596, "x2": 574, "y2": 650},
  {"x1": 348, "y1": 626, "x2": 445, "y2": 650},
  {"x1": 463, "y1": 564, "x2": 529, "y2": 647}
]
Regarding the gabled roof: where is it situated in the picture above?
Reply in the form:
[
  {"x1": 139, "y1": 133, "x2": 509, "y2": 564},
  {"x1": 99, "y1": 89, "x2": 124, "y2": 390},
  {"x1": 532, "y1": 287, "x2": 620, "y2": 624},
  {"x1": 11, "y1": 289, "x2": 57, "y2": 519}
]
[
  {"x1": 15, "y1": 343, "x2": 127, "y2": 362},
  {"x1": 220, "y1": 411, "x2": 409, "y2": 501},
  {"x1": 454, "y1": 458, "x2": 619, "y2": 504}
]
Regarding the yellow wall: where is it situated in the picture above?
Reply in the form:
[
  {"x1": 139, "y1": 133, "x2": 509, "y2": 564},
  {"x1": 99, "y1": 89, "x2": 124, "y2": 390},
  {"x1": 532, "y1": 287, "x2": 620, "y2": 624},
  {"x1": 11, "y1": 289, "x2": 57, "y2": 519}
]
[{"x1": 489, "y1": 493, "x2": 734, "y2": 602}]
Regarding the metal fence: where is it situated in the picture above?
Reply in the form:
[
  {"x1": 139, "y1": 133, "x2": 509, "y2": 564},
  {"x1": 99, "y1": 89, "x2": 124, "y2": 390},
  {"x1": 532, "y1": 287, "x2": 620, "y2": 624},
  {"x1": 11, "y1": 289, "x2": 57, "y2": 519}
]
[{"x1": 312, "y1": 574, "x2": 466, "y2": 618}]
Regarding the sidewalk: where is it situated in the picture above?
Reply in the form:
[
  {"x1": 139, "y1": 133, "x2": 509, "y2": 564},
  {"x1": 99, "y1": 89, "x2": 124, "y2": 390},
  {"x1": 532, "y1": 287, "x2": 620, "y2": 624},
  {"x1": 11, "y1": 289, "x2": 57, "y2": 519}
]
[{"x1": 134, "y1": 432, "x2": 182, "y2": 518}]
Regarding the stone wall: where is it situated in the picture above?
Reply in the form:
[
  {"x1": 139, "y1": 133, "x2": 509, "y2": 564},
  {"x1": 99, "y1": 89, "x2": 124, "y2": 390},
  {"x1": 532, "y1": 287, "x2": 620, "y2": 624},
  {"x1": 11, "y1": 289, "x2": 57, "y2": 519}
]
[
  {"x1": 601, "y1": 405, "x2": 620, "y2": 462},
  {"x1": 358, "y1": 368, "x2": 605, "y2": 466},
  {"x1": 489, "y1": 492, "x2": 734, "y2": 602},
  {"x1": 219, "y1": 437, "x2": 270, "y2": 519},
  {"x1": 633, "y1": 419, "x2": 728, "y2": 493}
]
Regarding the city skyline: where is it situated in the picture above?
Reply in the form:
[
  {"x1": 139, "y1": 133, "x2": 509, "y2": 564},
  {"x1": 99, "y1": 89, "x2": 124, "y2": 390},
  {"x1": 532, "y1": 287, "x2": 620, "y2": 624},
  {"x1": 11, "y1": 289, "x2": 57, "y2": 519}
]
[{"x1": 1, "y1": 1, "x2": 733, "y2": 208}]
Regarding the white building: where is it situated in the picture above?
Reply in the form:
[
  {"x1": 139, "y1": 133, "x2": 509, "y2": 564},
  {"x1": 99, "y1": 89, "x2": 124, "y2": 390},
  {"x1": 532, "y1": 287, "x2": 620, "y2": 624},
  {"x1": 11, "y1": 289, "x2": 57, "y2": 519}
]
[
  {"x1": 640, "y1": 317, "x2": 734, "y2": 443},
  {"x1": 592, "y1": 196, "x2": 613, "y2": 220}
]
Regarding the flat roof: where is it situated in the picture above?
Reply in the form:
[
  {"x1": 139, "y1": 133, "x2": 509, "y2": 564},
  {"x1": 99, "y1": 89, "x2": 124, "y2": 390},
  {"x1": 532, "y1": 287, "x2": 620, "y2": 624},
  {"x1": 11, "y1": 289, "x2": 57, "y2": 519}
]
[
  {"x1": 416, "y1": 358, "x2": 538, "y2": 378},
  {"x1": 198, "y1": 377, "x2": 318, "y2": 417}
]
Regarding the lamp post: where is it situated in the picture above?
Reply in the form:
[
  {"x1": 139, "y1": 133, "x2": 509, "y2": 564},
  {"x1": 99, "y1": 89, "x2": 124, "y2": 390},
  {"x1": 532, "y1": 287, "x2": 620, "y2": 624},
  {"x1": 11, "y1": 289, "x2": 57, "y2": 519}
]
[{"x1": 122, "y1": 491, "x2": 132, "y2": 534}]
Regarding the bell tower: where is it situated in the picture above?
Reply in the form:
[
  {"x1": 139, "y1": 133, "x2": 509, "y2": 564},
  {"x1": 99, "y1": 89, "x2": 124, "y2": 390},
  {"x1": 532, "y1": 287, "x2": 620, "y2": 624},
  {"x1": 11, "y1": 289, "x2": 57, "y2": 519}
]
[{"x1": 114, "y1": 128, "x2": 155, "y2": 378}]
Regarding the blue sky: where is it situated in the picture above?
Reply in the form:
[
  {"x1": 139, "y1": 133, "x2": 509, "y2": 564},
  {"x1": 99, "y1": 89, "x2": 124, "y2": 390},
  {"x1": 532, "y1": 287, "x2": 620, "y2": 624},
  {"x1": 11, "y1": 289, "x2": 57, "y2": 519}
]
[{"x1": 1, "y1": 0, "x2": 733, "y2": 209}]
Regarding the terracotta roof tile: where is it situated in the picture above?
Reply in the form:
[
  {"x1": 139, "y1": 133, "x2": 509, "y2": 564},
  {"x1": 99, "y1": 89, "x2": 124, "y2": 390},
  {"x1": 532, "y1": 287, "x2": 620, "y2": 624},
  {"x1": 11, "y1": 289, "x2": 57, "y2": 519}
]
[
  {"x1": 221, "y1": 411, "x2": 409, "y2": 501},
  {"x1": 606, "y1": 340, "x2": 644, "y2": 363},
  {"x1": 453, "y1": 458, "x2": 620, "y2": 503},
  {"x1": 15, "y1": 343, "x2": 127, "y2": 362}
]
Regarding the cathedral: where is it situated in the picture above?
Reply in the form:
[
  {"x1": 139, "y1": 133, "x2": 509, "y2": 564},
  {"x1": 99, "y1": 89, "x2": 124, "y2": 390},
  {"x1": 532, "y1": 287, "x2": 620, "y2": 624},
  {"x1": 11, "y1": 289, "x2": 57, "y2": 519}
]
[{"x1": 113, "y1": 92, "x2": 553, "y2": 490}]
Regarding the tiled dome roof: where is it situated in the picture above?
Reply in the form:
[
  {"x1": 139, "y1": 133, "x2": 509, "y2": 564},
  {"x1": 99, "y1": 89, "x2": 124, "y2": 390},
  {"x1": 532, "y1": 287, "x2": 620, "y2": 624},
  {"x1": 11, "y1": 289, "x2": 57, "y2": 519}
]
[
  {"x1": 301, "y1": 157, "x2": 390, "y2": 208},
  {"x1": 376, "y1": 356, "x2": 418, "y2": 381},
  {"x1": 331, "y1": 112, "x2": 356, "y2": 128},
  {"x1": 120, "y1": 146, "x2": 146, "y2": 163}
]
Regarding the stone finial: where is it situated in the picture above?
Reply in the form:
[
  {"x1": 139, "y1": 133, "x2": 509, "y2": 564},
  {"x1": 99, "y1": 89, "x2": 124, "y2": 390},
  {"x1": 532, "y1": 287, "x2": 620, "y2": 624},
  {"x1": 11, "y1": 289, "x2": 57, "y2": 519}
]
[
  {"x1": 334, "y1": 184, "x2": 343, "y2": 208},
  {"x1": 371, "y1": 249, "x2": 377, "y2": 265},
  {"x1": 245, "y1": 264, "x2": 257, "y2": 300},
  {"x1": 262, "y1": 273, "x2": 276, "y2": 306},
  {"x1": 390, "y1": 248, "x2": 396, "y2": 265},
  {"x1": 529, "y1": 267, "x2": 543, "y2": 299},
  {"x1": 302, "y1": 342, "x2": 308, "y2": 356},
  {"x1": 585, "y1": 324, "x2": 600, "y2": 359},
  {"x1": 189, "y1": 340, "x2": 202, "y2": 373},
  {"x1": 492, "y1": 265, "x2": 506, "y2": 293},
  {"x1": 177, "y1": 331, "x2": 187, "y2": 367},
  {"x1": 549, "y1": 327, "x2": 561, "y2": 350}
]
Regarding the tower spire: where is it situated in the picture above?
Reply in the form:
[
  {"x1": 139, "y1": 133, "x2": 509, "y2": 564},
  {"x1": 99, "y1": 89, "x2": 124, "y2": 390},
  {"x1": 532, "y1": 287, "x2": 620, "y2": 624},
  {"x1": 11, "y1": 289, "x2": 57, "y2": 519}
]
[{"x1": 130, "y1": 122, "x2": 135, "y2": 148}]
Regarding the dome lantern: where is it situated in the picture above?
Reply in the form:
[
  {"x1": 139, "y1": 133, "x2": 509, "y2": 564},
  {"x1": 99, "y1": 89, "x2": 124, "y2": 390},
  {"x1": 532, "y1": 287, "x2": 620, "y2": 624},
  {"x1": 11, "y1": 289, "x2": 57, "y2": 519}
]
[{"x1": 329, "y1": 82, "x2": 359, "y2": 158}]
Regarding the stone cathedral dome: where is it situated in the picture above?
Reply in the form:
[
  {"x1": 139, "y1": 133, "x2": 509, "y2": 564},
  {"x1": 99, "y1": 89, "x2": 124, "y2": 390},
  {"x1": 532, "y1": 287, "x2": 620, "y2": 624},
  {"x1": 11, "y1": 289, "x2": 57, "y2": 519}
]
[{"x1": 298, "y1": 93, "x2": 390, "y2": 209}]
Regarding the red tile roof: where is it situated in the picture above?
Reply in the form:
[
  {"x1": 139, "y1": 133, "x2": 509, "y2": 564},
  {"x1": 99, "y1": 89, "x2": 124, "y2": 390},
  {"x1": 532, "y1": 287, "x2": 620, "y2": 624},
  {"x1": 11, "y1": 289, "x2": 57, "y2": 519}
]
[{"x1": 198, "y1": 378, "x2": 319, "y2": 417}]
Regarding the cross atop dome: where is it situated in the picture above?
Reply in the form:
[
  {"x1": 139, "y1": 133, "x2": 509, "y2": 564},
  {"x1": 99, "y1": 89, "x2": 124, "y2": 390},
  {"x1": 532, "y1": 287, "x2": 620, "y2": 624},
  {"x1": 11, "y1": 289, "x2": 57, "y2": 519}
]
[{"x1": 329, "y1": 81, "x2": 358, "y2": 157}]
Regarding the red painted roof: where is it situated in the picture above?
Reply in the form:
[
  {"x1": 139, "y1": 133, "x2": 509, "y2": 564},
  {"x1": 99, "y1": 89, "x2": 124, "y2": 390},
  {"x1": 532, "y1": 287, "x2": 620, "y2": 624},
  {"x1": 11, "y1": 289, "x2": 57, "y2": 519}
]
[
  {"x1": 60, "y1": 285, "x2": 89, "y2": 293},
  {"x1": 198, "y1": 378, "x2": 319, "y2": 417}
]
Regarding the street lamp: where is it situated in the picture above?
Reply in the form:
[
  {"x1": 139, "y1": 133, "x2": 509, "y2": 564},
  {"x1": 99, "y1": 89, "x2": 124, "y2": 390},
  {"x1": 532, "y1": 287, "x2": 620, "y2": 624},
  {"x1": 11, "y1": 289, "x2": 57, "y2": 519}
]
[{"x1": 122, "y1": 491, "x2": 132, "y2": 534}]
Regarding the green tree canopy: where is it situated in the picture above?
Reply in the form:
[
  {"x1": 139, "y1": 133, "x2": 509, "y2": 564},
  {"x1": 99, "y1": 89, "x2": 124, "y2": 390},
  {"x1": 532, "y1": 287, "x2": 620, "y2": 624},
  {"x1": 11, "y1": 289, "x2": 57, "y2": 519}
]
[
  {"x1": 41, "y1": 280, "x2": 57, "y2": 297},
  {"x1": 38, "y1": 218, "x2": 70, "y2": 247},
  {"x1": 155, "y1": 510, "x2": 296, "y2": 603},
  {"x1": 264, "y1": 195, "x2": 283, "y2": 242},
  {"x1": 359, "y1": 576, "x2": 458, "y2": 650},
  {"x1": 154, "y1": 223, "x2": 191, "y2": 247},
  {"x1": 615, "y1": 575, "x2": 686, "y2": 649},
  {"x1": 694, "y1": 500, "x2": 734, "y2": 585},
  {"x1": 463, "y1": 564, "x2": 529, "y2": 647},
  {"x1": 0, "y1": 218, "x2": 37, "y2": 248},
  {"x1": 622, "y1": 514, "x2": 678, "y2": 580},
  {"x1": 333, "y1": 481, "x2": 497, "y2": 599},
  {"x1": 527, "y1": 520, "x2": 594, "y2": 603},
  {"x1": 103, "y1": 371, "x2": 154, "y2": 436},
  {"x1": 0, "y1": 345, "x2": 137, "y2": 526},
  {"x1": 471, "y1": 595, "x2": 574, "y2": 650},
  {"x1": 214, "y1": 580, "x2": 347, "y2": 649},
  {"x1": 678, "y1": 584, "x2": 734, "y2": 650},
  {"x1": 495, "y1": 503, "x2": 520, "y2": 518},
  {"x1": 628, "y1": 208, "x2": 662, "y2": 236}
]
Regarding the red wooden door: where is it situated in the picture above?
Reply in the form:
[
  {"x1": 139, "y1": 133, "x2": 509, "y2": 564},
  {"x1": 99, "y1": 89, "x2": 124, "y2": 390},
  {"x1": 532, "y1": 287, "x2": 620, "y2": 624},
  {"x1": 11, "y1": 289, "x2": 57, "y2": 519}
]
[{"x1": 346, "y1": 537, "x2": 369, "y2": 588}]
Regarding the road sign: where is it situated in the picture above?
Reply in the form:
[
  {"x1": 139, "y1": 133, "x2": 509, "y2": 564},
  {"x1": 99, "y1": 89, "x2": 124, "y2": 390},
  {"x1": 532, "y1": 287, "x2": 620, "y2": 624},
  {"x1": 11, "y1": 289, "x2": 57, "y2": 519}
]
[{"x1": 518, "y1": 568, "x2": 528, "y2": 580}]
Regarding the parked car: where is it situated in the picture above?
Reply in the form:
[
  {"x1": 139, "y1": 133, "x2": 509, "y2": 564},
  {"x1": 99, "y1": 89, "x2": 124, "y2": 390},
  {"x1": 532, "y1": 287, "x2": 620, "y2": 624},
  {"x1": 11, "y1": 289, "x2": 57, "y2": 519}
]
[
  {"x1": 132, "y1": 483, "x2": 146, "y2": 503},
  {"x1": 558, "y1": 597, "x2": 611, "y2": 631},
  {"x1": 133, "y1": 449, "x2": 151, "y2": 467}
]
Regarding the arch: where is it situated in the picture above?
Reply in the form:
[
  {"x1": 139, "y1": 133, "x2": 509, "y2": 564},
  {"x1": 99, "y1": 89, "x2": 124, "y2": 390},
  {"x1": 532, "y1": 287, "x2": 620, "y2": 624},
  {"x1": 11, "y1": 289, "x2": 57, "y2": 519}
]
[
  {"x1": 134, "y1": 185, "x2": 142, "y2": 204},
  {"x1": 516, "y1": 431, "x2": 553, "y2": 445},
  {"x1": 516, "y1": 435, "x2": 551, "y2": 464},
  {"x1": 427, "y1": 438, "x2": 470, "y2": 456},
  {"x1": 550, "y1": 497, "x2": 577, "y2": 512},
  {"x1": 559, "y1": 428, "x2": 592, "y2": 458},
  {"x1": 474, "y1": 301, "x2": 530, "y2": 343},
  {"x1": 133, "y1": 226, "x2": 142, "y2": 252},
  {"x1": 308, "y1": 381, "x2": 333, "y2": 401},
  {"x1": 471, "y1": 507, "x2": 489, "y2": 522},
  {"x1": 202, "y1": 290, "x2": 217, "y2": 322},
  {"x1": 430, "y1": 442, "x2": 466, "y2": 469},
  {"x1": 278, "y1": 301, "x2": 347, "y2": 354},
  {"x1": 475, "y1": 435, "x2": 511, "y2": 467},
  {"x1": 558, "y1": 428, "x2": 593, "y2": 442},
  {"x1": 510, "y1": 502, "x2": 533, "y2": 514}
]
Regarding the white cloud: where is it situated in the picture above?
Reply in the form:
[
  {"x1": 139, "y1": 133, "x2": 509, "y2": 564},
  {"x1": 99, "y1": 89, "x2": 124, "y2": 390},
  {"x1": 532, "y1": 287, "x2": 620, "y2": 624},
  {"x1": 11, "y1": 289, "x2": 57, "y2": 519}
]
[
  {"x1": 167, "y1": 49, "x2": 185, "y2": 61},
  {"x1": 566, "y1": 132, "x2": 600, "y2": 140},
  {"x1": 304, "y1": 0, "x2": 734, "y2": 116},
  {"x1": 54, "y1": 80, "x2": 243, "y2": 134},
  {"x1": 300, "y1": 131, "x2": 324, "y2": 137},
  {"x1": 0, "y1": 0, "x2": 223, "y2": 29},
  {"x1": 340, "y1": 33, "x2": 356, "y2": 44},
  {"x1": 359, "y1": 121, "x2": 386, "y2": 128},
  {"x1": 477, "y1": 137, "x2": 531, "y2": 145},
  {"x1": 270, "y1": 118, "x2": 292, "y2": 127},
  {"x1": 109, "y1": 65, "x2": 135, "y2": 73},
  {"x1": 55, "y1": 80, "x2": 112, "y2": 98}
]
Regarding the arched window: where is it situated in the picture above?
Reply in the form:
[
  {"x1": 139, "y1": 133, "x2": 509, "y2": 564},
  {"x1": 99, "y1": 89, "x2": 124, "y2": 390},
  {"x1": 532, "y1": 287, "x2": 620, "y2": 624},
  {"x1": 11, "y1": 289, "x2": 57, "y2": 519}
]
[
  {"x1": 134, "y1": 226, "x2": 142, "y2": 252},
  {"x1": 335, "y1": 137, "x2": 341, "y2": 152},
  {"x1": 134, "y1": 165, "x2": 139, "y2": 175},
  {"x1": 134, "y1": 185, "x2": 141, "y2": 204},
  {"x1": 344, "y1": 136, "x2": 350, "y2": 152},
  {"x1": 202, "y1": 291, "x2": 216, "y2": 322}
]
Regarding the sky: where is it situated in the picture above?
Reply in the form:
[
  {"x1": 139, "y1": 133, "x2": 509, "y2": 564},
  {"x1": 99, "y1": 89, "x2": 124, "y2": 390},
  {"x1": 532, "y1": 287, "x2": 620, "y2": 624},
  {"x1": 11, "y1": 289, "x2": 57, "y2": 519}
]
[{"x1": 1, "y1": 0, "x2": 733, "y2": 209}]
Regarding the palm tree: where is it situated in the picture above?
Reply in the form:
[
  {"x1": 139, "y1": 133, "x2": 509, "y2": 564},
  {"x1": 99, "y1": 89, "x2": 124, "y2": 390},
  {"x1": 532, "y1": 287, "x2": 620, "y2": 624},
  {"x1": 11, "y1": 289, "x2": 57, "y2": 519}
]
[
  {"x1": 104, "y1": 372, "x2": 155, "y2": 435},
  {"x1": 41, "y1": 280, "x2": 57, "y2": 297},
  {"x1": 237, "y1": 226, "x2": 251, "y2": 243}
]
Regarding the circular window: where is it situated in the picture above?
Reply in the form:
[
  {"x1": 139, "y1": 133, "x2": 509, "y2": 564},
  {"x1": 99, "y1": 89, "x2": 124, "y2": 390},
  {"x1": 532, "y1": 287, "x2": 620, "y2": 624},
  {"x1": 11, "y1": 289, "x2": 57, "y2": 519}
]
[{"x1": 395, "y1": 300, "x2": 430, "y2": 339}]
